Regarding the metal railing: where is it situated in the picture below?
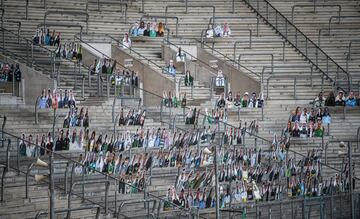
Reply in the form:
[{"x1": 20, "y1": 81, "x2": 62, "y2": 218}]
[
  {"x1": 238, "y1": 53, "x2": 273, "y2": 73},
  {"x1": 1, "y1": 19, "x2": 21, "y2": 44},
  {"x1": 291, "y1": 4, "x2": 341, "y2": 23},
  {"x1": 165, "y1": 5, "x2": 215, "y2": 25},
  {"x1": 208, "y1": 16, "x2": 259, "y2": 37},
  {"x1": 44, "y1": 10, "x2": 89, "y2": 32},
  {"x1": 67, "y1": 180, "x2": 109, "y2": 218},
  {"x1": 37, "y1": 23, "x2": 84, "y2": 41},
  {"x1": 243, "y1": 0, "x2": 351, "y2": 93},
  {"x1": 34, "y1": 205, "x2": 101, "y2": 219},
  {"x1": 198, "y1": 39, "x2": 261, "y2": 80},
  {"x1": 104, "y1": 34, "x2": 169, "y2": 76},
  {"x1": 261, "y1": 65, "x2": 315, "y2": 90},
  {"x1": 0, "y1": 115, "x2": 6, "y2": 148},
  {"x1": 266, "y1": 74, "x2": 322, "y2": 100},
  {"x1": 223, "y1": 192, "x2": 360, "y2": 219},
  {"x1": 86, "y1": 0, "x2": 127, "y2": 23},
  {"x1": 117, "y1": 199, "x2": 157, "y2": 219},
  {"x1": 317, "y1": 26, "x2": 359, "y2": 47},
  {"x1": 0, "y1": 130, "x2": 202, "y2": 218},
  {"x1": 140, "y1": 15, "x2": 179, "y2": 37},
  {"x1": 357, "y1": 127, "x2": 360, "y2": 151},
  {"x1": 163, "y1": 38, "x2": 218, "y2": 76},
  {"x1": 328, "y1": 16, "x2": 360, "y2": 35},
  {"x1": 0, "y1": 138, "x2": 10, "y2": 202},
  {"x1": 347, "y1": 39, "x2": 360, "y2": 71}
]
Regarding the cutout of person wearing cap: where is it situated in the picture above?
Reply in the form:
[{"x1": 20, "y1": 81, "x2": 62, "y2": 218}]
[{"x1": 335, "y1": 90, "x2": 346, "y2": 106}]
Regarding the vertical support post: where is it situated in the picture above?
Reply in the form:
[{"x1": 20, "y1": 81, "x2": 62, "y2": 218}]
[
  {"x1": 232, "y1": 0, "x2": 234, "y2": 13},
  {"x1": 82, "y1": 75, "x2": 85, "y2": 98},
  {"x1": 294, "y1": 77, "x2": 297, "y2": 100},
  {"x1": 81, "y1": 166, "x2": 85, "y2": 202},
  {"x1": 266, "y1": 3, "x2": 269, "y2": 19},
  {"x1": 348, "y1": 142, "x2": 354, "y2": 219},
  {"x1": 105, "y1": 181, "x2": 109, "y2": 215},
  {"x1": 185, "y1": 0, "x2": 188, "y2": 13},
  {"x1": 214, "y1": 135, "x2": 220, "y2": 219},
  {"x1": 97, "y1": 73, "x2": 100, "y2": 97},
  {"x1": 64, "y1": 162, "x2": 69, "y2": 194},
  {"x1": 49, "y1": 110, "x2": 55, "y2": 219},
  {"x1": 114, "y1": 180, "x2": 117, "y2": 216},
  {"x1": 107, "y1": 74, "x2": 110, "y2": 97},
  {"x1": 31, "y1": 44, "x2": 34, "y2": 67},
  {"x1": 26, "y1": 0, "x2": 29, "y2": 19},
  {"x1": 17, "y1": 138, "x2": 20, "y2": 175},
  {"x1": 302, "y1": 198, "x2": 306, "y2": 219},
  {"x1": 26, "y1": 41, "x2": 29, "y2": 66}
]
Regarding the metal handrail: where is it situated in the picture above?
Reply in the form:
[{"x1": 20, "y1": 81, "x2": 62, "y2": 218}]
[
  {"x1": 238, "y1": 53, "x2": 273, "y2": 73},
  {"x1": 261, "y1": 65, "x2": 314, "y2": 89},
  {"x1": 317, "y1": 26, "x2": 360, "y2": 48},
  {"x1": 44, "y1": 10, "x2": 89, "y2": 32},
  {"x1": 225, "y1": 191, "x2": 360, "y2": 218},
  {"x1": 117, "y1": 199, "x2": 157, "y2": 219},
  {"x1": 104, "y1": 34, "x2": 169, "y2": 76},
  {"x1": 197, "y1": 37, "x2": 260, "y2": 79},
  {"x1": 244, "y1": 0, "x2": 351, "y2": 93},
  {"x1": 0, "y1": 115, "x2": 6, "y2": 148},
  {"x1": 1, "y1": 19, "x2": 21, "y2": 44},
  {"x1": 164, "y1": 38, "x2": 218, "y2": 77},
  {"x1": 291, "y1": 4, "x2": 341, "y2": 23},
  {"x1": 37, "y1": 23, "x2": 84, "y2": 41},
  {"x1": 0, "y1": 27, "x2": 58, "y2": 75},
  {"x1": 0, "y1": 138, "x2": 10, "y2": 202},
  {"x1": 67, "y1": 180, "x2": 109, "y2": 218},
  {"x1": 165, "y1": 5, "x2": 215, "y2": 25},
  {"x1": 87, "y1": 0, "x2": 127, "y2": 23},
  {"x1": 0, "y1": 130, "x2": 204, "y2": 218},
  {"x1": 208, "y1": 16, "x2": 259, "y2": 36},
  {"x1": 34, "y1": 205, "x2": 101, "y2": 219},
  {"x1": 347, "y1": 39, "x2": 360, "y2": 61},
  {"x1": 140, "y1": 15, "x2": 179, "y2": 37},
  {"x1": 266, "y1": 74, "x2": 321, "y2": 100},
  {"x1": 329, "y1": 16, "x2": 360, "y2": 35},
  {"x1": 357, "y1": 127, "x2": 360, "y2": 151},
  {"x1": 171, "y1": 113, "x2": 187, "y2": 131}
]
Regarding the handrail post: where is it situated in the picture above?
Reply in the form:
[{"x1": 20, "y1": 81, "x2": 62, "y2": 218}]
[
  {"x1": 232, "y1": 0, "x2": 234, "y2": 13},
  {"x1": 35, "y1": 96, "x2": 40, "y2": 124},
  {"x1": 16, "y1": 138, "x2": 20, "y2": 175},
  {"x1": 107, "y1": 74, "x2": 110, "y2": 97},
  {"x1": 82, "y1": 74, "x2": 85, "y2": 98},
  {"x1": 294, "y1": 77, "x2": 297, "y2": 100},
  {"x1": 49, "y1": 139, "x2": 55, "y2": 219},
  {"x1": 26, "y1": 0, "x2": 29, "y2": 19}
]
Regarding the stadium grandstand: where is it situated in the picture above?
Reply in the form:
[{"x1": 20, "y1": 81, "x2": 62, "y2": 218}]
[{"x1": 0, "y1": 0, "x2": 359, "y2": 218}]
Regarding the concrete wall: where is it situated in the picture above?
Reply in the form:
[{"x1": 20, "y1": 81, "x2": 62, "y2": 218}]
[
  {"x1": 197, "y1": 47, "x2": 260, "y2": 95},
  {"x1": 111, "y1": 45, "x2": 175, "y2": 106},
  {"x1": 81, "y1": 43, "x2": 112, "y2": 58},
  {"x1": 0, "y1": 54, "x2": 55, "y2": 105},
  {"x1": 81, "y1": 46, "x2": 99, "y2": 68}
]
